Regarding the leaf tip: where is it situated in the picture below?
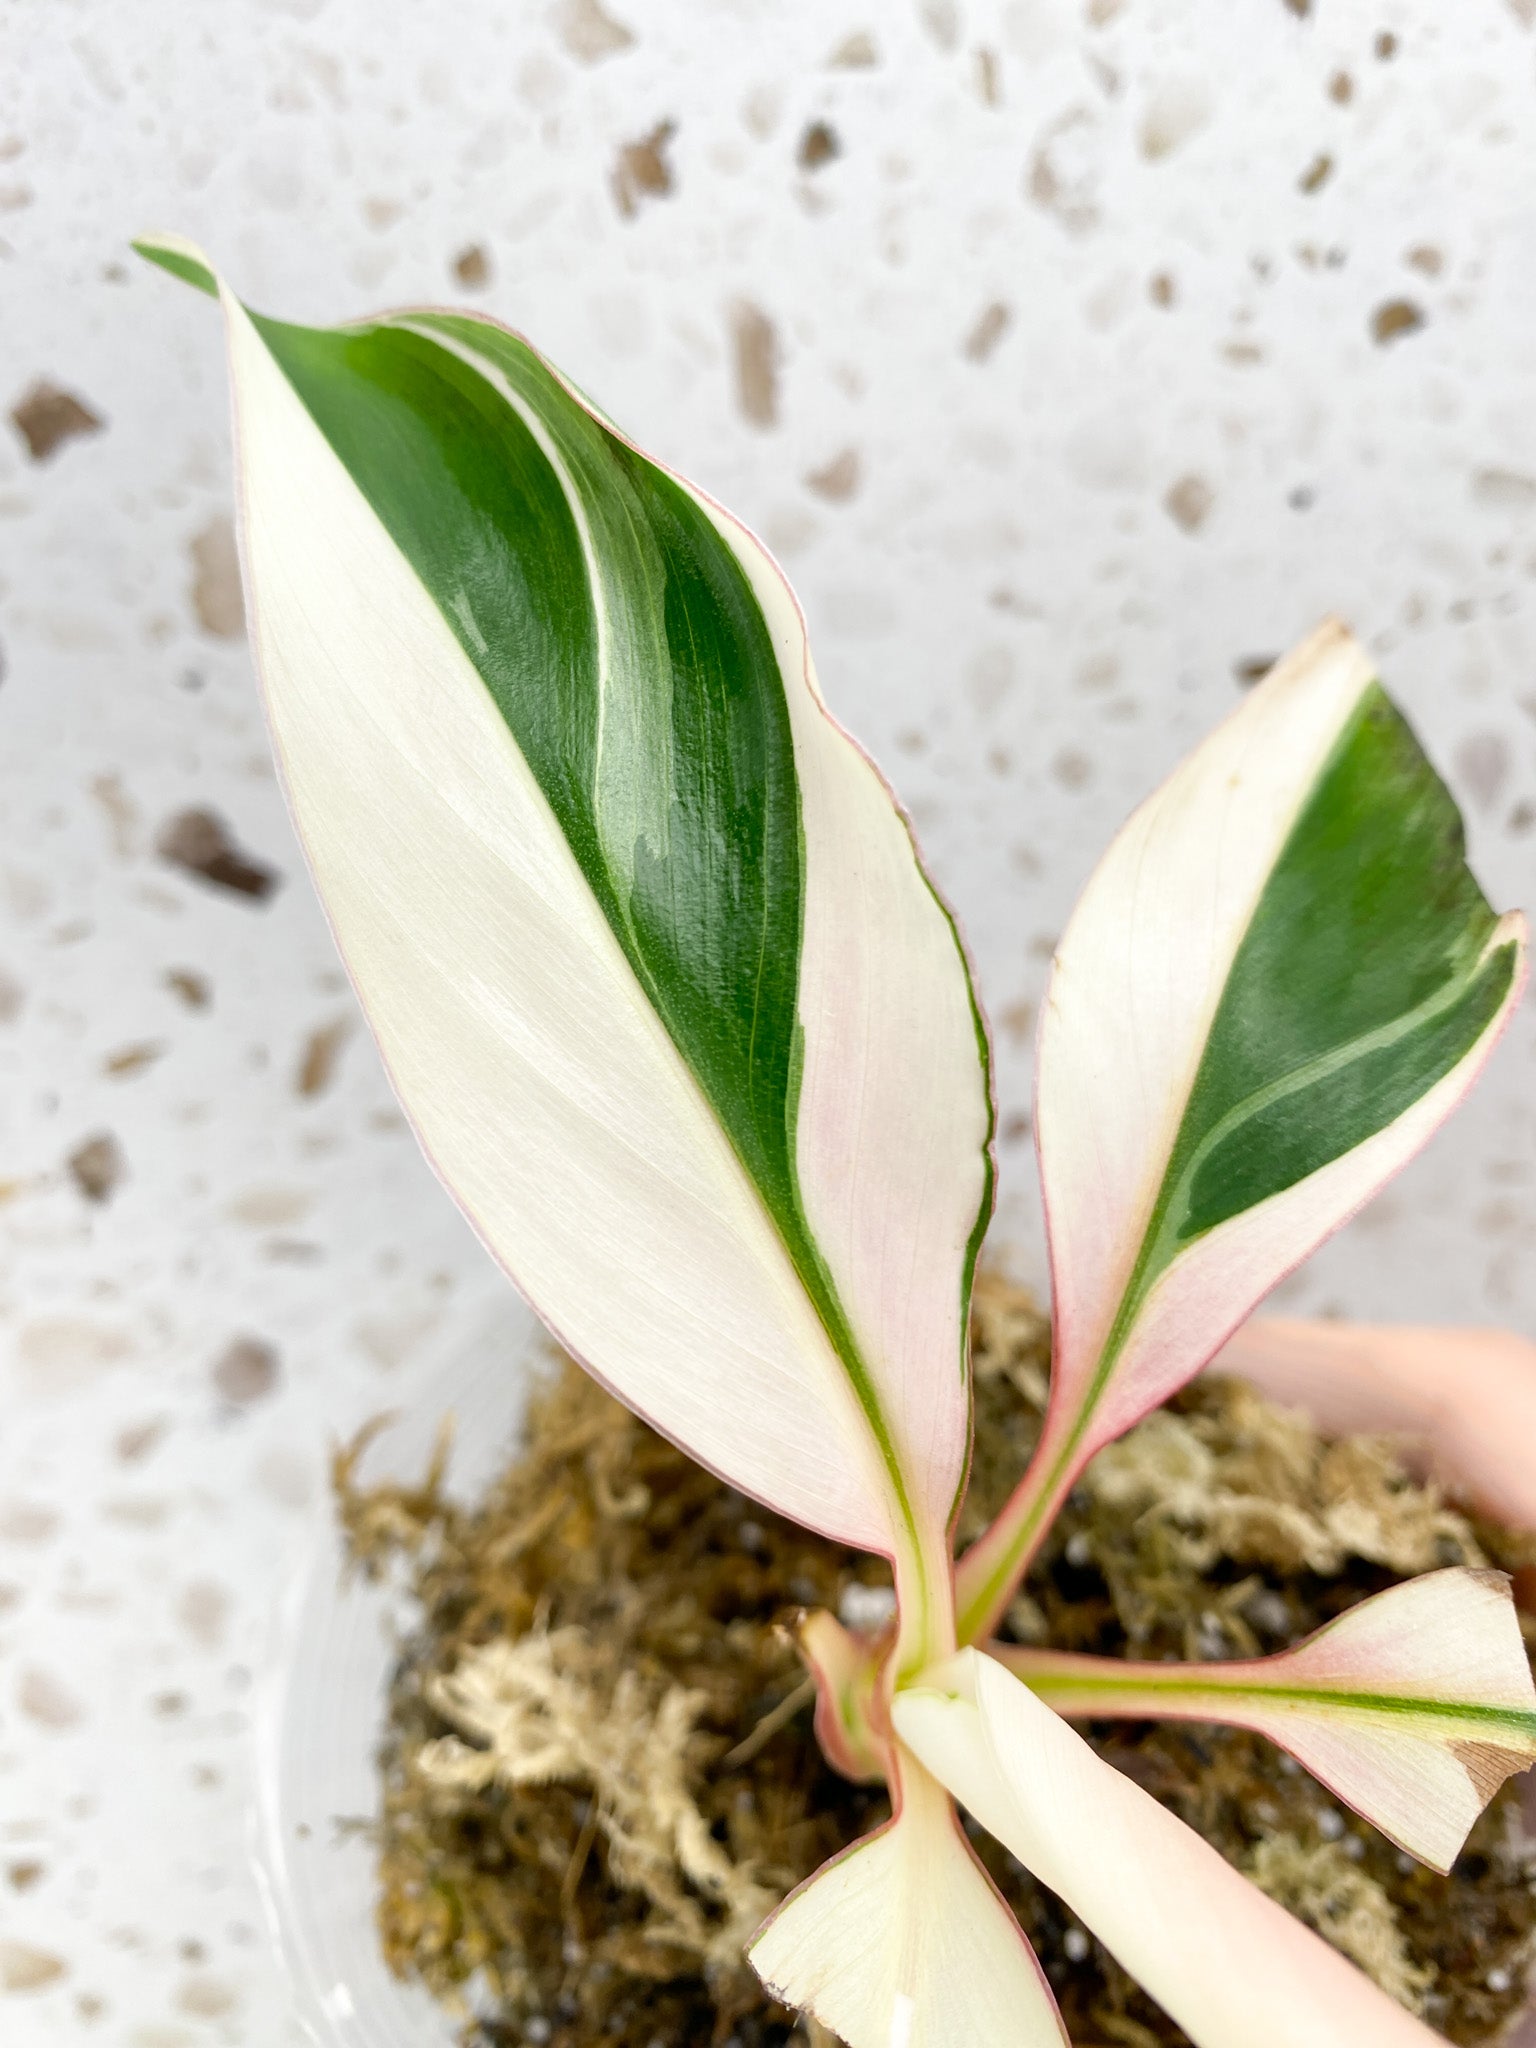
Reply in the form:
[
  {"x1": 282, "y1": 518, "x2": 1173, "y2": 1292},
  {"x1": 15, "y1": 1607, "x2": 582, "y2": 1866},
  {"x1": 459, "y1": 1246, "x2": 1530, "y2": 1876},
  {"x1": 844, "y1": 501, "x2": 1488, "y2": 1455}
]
[{"x1": 132, "y1": 233, "x2": 220, "y2": 299}]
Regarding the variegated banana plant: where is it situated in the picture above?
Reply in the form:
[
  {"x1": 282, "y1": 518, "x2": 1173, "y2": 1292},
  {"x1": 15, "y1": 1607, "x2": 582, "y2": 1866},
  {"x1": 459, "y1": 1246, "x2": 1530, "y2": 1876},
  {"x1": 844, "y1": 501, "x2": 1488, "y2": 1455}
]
[{"x1": 139, "y1": 234, "x2": 1536, "y2": 2048}]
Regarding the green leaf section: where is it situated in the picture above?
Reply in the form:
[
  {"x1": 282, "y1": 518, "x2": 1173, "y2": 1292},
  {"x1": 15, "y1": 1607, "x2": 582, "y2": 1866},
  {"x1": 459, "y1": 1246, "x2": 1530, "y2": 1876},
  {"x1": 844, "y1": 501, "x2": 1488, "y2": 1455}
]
[
  {"x1": 132, "y1": 239, "x2": 218, "y2": 298},
  {"x1": 425, "y1": 319, "x2": 997, "y2": 1419},
  {"x1": 245, "y1": 308, "x2": 911, "y2": 1501},
  {"x1": 1101, "y1": 684, "x2": 1517, "y2": 1381}
]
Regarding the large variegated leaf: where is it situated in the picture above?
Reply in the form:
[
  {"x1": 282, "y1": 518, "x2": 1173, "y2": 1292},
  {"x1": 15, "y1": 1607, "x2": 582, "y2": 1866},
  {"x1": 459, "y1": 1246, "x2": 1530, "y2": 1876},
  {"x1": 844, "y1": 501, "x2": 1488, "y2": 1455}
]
[
  {"x1": 992, "y1": 1567, "x2": 1536, "y2": 1872},
  {"x1": 748, "y1": 1752, "x2": 1067, "y2": 2048},
  {"x1": 137, "y1": 236, "x2": 991, "y2": 1630},
  {"x1": 1215, "y1": 1318, "x2": 1536, "y2": 1530},
  {"x1": 958, "y1": 623, "x2": 1527, "y2": 1638},
  {"x1": 895, "y1": 1649, "x2": 1444, "y2": 2048}
]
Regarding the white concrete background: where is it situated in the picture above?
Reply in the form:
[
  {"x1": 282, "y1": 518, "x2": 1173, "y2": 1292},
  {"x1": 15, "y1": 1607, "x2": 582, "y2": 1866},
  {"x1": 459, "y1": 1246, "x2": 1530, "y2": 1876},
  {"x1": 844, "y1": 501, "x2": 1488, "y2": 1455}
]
[{"x1": 1, "y1": 0, "x2": 1534, "y2": 2040}]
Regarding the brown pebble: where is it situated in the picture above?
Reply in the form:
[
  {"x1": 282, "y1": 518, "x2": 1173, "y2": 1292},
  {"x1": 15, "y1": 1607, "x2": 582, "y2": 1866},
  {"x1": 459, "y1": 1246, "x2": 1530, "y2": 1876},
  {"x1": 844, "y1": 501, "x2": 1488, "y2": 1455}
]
[
  {"x1": 213, "y1": 1336, "x2": 280, "y2": 1406},
  {"x1": 1164, "y1": 473, "x2": 1215, "y2": 534},
  {"x1": 0, "y1": 1500, "x2": 59, "y2": 1542},
  {"x1": 19, "y1": 1668, "x2": 83, "y2": 1730},
  {"x1": 1455, "y1": 731, "x2": 1510, "y2": 812},
  {"x1": 163, "y1": 968, "x2": 211, "y2": 1011},
  {"x1": 1233, "y1": 654, "x2": 1280, "y2": 688},
  {"x1": 1328, "y1": 71, "x2": 1354, "y2": 103},
  {"x1": 188, "y1": 516, "x2": 244, "y2": 639},
  {"x1": 176, "y1": 1975, "x2": 237, "y2": 2019},
  {"x1": 452, "y1": 243, "x2": 490, "y2": 289},
  {"x1": 6, "y1": 1862, "x2": 43, "y2": 1892},
  {"x1": 1148, "y1": 271, "x2": 1177, "y2": 308},
  {"x1": 1375, "y1": 29, "x2": 1398, "y2": 57},
  {"x1": 0, "y1": 1940, "x2": 67, "y2": 1993},
  {"x1": 963, "y1": 301, "x2": 1011, "y2": 363},
  {"x1": 1298, "y1": 153, "x2": 1333, "y2": 194},
  {"x1": 552, "y1": 0, "x2": 635, "y2": 63},
  {"x1": 90, "y1": 770, "x2": 138, "y2": 856},
  {"x1": 803, "y1": 449, "x2": 860, "y2": 503},
  {"x1": 999, "y1": 1000, "x2": 1035, "y2": 1046},
  {"x1": 104, "y1": 1041, "x2": 164, "y2": 1079},
  {"x1": 115, "y1": 1418, "x2": 167, "y2": 1464},
  {"x1": 797, "y1": 121, "x2": 840, "y2": 172},
  {"x1": 296, "y1": 1016, "x2": 352, "y2": 1096},
  {"x1": 1371, "y1": 298, "x2": 1425, "y2": 346},
  {"x1": 157, "y1": 808, "x2": 279, "y2": 901},
  {"x1": 67, "y1": 1132, "x2": 125, "y2": 1203},
  {"x1": 1473, "y1": 468, "x2": 1536, "y2": 509},
  {"x1": 612, "y1": 121, "x2": 675, "y2": 219},
  {"x1": 729, "y1": 300, "x2": 778, "y2": 428},
  {"x1": 9, "y1": 381, "x2": 103, "y2": 462},
  {"x1": 827, "y1": 30, "x2": 878, "y2": 66}
]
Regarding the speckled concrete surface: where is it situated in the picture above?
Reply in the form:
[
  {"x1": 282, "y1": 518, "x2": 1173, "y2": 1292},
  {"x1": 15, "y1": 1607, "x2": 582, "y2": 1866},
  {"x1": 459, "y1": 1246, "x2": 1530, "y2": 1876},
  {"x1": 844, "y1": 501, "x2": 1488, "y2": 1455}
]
[{"x1": 2, "y1": 2, "x2": 1534, "y2": 2040}]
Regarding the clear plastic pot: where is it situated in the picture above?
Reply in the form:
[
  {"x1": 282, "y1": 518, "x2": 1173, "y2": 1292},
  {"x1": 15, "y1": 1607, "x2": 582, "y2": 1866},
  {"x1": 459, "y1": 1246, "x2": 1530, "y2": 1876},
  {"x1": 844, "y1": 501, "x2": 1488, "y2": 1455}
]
[{"x1": 252, "y1": 1297, "x2": 538, "y2": 2046}]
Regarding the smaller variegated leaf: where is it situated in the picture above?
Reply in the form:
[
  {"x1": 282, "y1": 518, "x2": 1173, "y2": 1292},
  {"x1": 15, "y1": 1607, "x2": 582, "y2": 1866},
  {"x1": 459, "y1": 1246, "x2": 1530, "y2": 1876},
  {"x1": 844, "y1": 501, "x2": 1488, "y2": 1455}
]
[
  {"x1": 748, "y1": 1750, "x2": 1067, "y2": 2048},
  {"x1": 992, "y1": 1567, "x2": 1536, "y2": 1872},
  {"x1": 958, "y1": 622, "x2": 1527, "y2": 1639},
  {"x1": 895, "y1": 1650, "x2": 1445, "y2": 2048}
]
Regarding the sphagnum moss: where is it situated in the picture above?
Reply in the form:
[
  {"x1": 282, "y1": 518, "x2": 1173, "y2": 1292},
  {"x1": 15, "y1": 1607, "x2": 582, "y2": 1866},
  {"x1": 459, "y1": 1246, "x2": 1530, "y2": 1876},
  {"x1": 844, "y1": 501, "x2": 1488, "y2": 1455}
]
[{"x1": 337, "y1": 1272, "x2": 1536, "y2": 2048}]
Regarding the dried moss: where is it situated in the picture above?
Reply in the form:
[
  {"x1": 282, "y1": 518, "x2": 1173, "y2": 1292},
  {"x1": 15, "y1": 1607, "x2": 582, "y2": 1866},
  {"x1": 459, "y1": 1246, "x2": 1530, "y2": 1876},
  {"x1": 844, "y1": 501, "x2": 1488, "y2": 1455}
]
[{"x1": 337, "y1": 1273, "x2": 1536, "y2": 2047}]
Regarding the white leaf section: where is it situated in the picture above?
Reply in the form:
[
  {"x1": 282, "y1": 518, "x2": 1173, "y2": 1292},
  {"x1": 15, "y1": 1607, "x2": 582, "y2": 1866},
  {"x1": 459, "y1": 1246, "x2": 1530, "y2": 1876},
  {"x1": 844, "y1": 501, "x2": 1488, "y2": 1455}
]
[
  {"x1": 1214, "y1": 1318, "x2": 1536, "y2": 1531},
  {"x1": 221, "y1": 289, "x2": 897, "y2": 1552},
  {"x1": 1036, "y1": 623, "x2": 1376, "y2": 1449},
  {"x1": 895, "y1": 1650, "x2": 1444, "y2": 2048},
  {"x1": 748, "y1": 1753, "x2": 1067, "y2": 2048}
]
